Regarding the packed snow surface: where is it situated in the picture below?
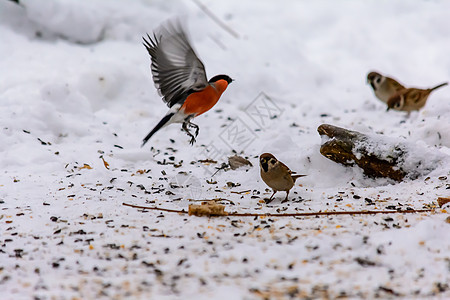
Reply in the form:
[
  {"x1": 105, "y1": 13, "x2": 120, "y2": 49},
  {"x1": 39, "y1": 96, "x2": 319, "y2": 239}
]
[{"x1": 1, "y1": 0, "x2": 449, "y2": 299}]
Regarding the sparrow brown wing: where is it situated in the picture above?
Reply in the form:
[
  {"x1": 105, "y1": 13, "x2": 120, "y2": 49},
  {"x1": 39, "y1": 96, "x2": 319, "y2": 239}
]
[
  {"x1": 278, "y1": 161, "x2": 292, "y2": 173},
  {"x1": 391, "y1": 79, "x2": 405, "y2": 91},
  {"x1": 408, "y1": 89, "x2": 421, "y2": 103},
  {"x1": 278, "y1": 162, "x2": 305, "y2": 179},
  {"x1": 143, "y1": 20, "x2": 208, "y2": 108}
]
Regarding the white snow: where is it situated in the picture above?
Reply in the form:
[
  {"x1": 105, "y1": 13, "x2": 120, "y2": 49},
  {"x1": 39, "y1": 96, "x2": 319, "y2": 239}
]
[
  {"x1": 1, "y1": 0, "x2": 449, "y2": 299},
  {"x1": 351, "y1": 131, "x2": 449, "y2": 179}
]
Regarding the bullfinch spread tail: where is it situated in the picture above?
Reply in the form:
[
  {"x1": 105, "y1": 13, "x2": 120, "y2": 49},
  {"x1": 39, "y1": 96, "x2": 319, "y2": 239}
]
[{"x1": 141, "y1": 20, "x2": 232, "y2": 146}]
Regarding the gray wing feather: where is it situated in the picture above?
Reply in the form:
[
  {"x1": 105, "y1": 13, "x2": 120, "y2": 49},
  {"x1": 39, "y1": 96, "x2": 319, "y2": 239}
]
[{"x1": 143, "y1": 20, "x2": 208, "y2": 108}]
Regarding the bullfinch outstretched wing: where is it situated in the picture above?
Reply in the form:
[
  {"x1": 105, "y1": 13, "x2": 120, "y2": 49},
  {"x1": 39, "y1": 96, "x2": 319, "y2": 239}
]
[{"x1": 143, "y1": 20, "x2": 208, "y2": 108}]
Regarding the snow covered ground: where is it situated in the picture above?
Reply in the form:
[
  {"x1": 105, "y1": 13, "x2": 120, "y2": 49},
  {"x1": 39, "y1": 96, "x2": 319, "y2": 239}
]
[{"x1": 1, "y1": 0, "x2": 449, "y2": 298}]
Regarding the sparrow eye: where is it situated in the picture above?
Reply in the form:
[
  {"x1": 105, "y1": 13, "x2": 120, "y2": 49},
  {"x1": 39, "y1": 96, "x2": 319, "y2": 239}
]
[
  {"x1": 376, "y1": 78, "x2": 381, "y2": 83},
  {"x1": 270, "y1": 159, "x2": 276, "y2": 164}
]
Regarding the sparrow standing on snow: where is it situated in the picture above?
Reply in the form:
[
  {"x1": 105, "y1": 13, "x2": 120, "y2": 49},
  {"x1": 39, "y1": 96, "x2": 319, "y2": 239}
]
[
  {"x1": 259, "y1": 153, "x2": 306, "y2": 203},
  {"x1": 387, "y1": 83, "x2": 448, "y2": 113},
  {"x1": 141, "y1": 20, "x2": 232, "y2": 146},
  {"x1": 367, "y1": 71, "x2": 405, "y2": 104}
]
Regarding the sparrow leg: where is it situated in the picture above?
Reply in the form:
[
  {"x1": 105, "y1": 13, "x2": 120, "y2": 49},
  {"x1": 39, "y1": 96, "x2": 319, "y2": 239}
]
[
  {"x1": 265, "y1": 190, "x2": 277, "y2": 204},
  {"x1": 182, "y1": 122, "x2": 196, "y2": 145},
  {"x1": 284, "y1": 190, "x2": 290, "y2": 201}
]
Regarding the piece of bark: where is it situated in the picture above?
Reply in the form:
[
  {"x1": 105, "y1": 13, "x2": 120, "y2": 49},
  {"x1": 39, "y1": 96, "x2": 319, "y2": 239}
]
[
  {"x1": 318, "y1": 124, "x2": 447, "y2": 181},
  {"x1": 228, "y1": 155, "x2": 253, "y2": 170},
  {"x1": 437, "y1": 197, "x2": 450, "y2": 207},
  {"x1": 188, "y1": 202, "x2": 228, "y2": 217}
]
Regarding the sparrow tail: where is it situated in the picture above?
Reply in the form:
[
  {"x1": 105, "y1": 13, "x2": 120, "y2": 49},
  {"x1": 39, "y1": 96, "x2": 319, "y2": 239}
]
[
  {"x1": 292, "y1": 174, "x2": 307, "y2": 181},
  {"x1": 430, "y1": 82, "x2": 448, "y2": 91},
  {"x1": 141, "y1": 113, "x2": 174, "y2": 147}
]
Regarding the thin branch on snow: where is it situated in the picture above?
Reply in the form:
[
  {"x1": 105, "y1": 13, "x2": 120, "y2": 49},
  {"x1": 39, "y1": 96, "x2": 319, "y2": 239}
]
[{"x1": 123, "y1": 202, "x2": 432, "y2": 217}]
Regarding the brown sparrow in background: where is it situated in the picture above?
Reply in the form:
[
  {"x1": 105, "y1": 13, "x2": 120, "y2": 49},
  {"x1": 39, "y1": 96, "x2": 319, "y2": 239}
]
[
  {"x1": 367, "y1": 71, "x2": 405, "y2": 104},
  {"x1": 387, "y1": 82, "x2": 448, "y2": 113},
  {"x1": 259, "y1": 153, "x2": 306, "y2": 203}
]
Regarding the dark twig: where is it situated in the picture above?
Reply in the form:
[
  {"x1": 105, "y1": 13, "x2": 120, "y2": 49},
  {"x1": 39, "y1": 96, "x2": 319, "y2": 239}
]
[
  {"x1": 230, "y1": 190, "x2": 251, "y2": 195},
  {"x1": 123, "y1": 203, "x2": 186, "y2": 214},
  {"x1": 211, "y1": 163, "x2": 229, "y2": 177},
  {"x1": 229, "y1": 209, "x2": 432, "y2": 217}
]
